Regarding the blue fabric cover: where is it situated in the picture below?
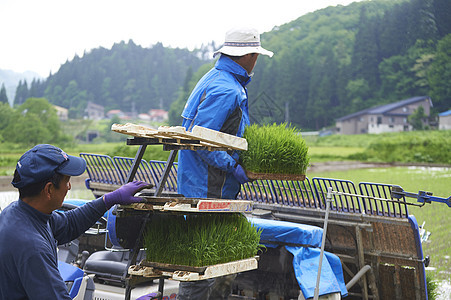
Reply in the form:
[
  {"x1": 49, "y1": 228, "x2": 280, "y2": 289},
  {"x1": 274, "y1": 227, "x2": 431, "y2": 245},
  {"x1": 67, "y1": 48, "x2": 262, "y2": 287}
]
[
  {"x1": 249, "y1": 217, "x2": 323, "y2": 248},
  {"x1": 58, "y1": 261, "x2": 84, "y2": 282},
  {"x1": 248, "y1": 217, "x2": 348, "y2": 299},
  {"x1": 58, "y1": 261, "x2": 85, "y2": 298}
]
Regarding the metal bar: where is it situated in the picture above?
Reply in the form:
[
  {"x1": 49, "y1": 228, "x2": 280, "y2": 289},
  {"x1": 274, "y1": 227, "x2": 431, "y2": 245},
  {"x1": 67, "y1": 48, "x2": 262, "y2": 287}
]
[
  {"x1": 126, "y1": 145, "x2": 147, "y2": 183},
  {"x1": 314, "y1": 187, "x2": 333, "y2": 300},
  {"x1": 157, "y1": 277, "x2": 165, "y2": 300},
  {"x1": 155, "y1": 150, "x2": 178, "y2": 197},
  {"x1": 272, "y1": 212, "x2": 373, "y2": 229},
  {"x1": 127, "y1": 137, "x2": 201, "y2": 146},
  {"x1": 346, "y1": 265, "x2": 372, "y2": 290},
  {"x1": 124, "y1": 212, "x2": 152, "y2": 300},
  {"x1": 356, "y1": 226, "x2": 369, "y2": 300}
]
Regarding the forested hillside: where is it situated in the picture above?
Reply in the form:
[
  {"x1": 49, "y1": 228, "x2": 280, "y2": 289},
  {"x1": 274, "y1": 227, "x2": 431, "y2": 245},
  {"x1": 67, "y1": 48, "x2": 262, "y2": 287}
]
[
  {"x1": 14, "y1": 0, "x2": 451, "y2": 130},
  {"x1": 15, "y1": 41, "x2": 206, "y2": 118},
  {"x1": 247, "y1": 0, "x2": 451, "y2": 129}
]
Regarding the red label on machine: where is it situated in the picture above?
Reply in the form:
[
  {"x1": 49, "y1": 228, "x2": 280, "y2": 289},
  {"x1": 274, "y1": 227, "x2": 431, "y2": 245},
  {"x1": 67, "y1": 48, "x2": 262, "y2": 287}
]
[{"x1": 198, "y1": 201, "x2": 232, "y2": 211}]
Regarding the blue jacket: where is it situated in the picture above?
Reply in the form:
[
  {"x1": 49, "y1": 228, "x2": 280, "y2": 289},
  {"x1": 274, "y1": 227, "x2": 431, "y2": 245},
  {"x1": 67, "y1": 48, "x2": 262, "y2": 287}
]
[
  {"x1": 178, "y1": 55, "x2": 251, "y2": 199},
  {"x1": 0, "y1": 198, "x2": 107, "y2": 299}
]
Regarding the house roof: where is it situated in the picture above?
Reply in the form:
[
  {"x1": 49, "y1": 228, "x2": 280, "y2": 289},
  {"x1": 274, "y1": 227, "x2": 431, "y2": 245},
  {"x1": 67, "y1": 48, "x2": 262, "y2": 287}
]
[
  {"x1": 439, "y1": 110, "x2": 451, "y2": 117},
  {"x1": 336, "y1": 96, "x2": 432, "y2": 121}
]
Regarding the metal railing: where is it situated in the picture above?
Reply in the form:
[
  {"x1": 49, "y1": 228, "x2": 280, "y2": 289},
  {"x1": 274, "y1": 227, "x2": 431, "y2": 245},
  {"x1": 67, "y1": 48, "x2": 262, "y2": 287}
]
[{"x1": 81, "y1": 153, "x2": 428, "y2": 219}]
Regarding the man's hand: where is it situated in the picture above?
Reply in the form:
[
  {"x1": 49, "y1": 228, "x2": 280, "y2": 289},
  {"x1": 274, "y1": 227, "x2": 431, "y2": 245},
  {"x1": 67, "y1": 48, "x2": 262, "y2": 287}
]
[
  {"x1": 103, "y1": 181, "x2": 151, "y2": 209},
  {"x1": 233, "y1": 164, "x2": 250, "y2": 184}
]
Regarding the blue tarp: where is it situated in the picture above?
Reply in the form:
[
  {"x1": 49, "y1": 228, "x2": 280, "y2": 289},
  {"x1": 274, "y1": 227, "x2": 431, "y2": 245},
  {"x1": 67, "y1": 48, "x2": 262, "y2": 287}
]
[{"x1": 248, "y1": 217, "x2": 348, "y2": 299}]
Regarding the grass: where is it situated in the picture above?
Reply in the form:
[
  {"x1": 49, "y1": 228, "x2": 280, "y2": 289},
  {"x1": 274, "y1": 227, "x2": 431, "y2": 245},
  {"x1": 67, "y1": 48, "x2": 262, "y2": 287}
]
[
  {"x1": 308, "y1": 146, "x2": 364, "y2": 162},
  {"x1": 143, "y1": 213, "x2": 263, "y2": 267},
  {"x1": 0, "y1": 142, "x2": 171, "y2": 176},
  {"x1": 307, "y1": 166, "x2": 451, "y2": 281},
  {"x1": 309, "y1": 130, "x2": 451, "y2": 164}
]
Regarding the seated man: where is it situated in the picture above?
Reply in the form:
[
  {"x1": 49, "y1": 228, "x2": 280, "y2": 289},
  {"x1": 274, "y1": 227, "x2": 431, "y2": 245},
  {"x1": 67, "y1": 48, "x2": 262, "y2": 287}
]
[{"x1": 0, "y1": 144, "x2": 150, "y2": 299}]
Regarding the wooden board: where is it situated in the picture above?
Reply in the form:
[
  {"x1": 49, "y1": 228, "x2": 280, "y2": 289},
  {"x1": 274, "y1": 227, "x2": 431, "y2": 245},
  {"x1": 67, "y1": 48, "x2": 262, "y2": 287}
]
[
  {"x1": 111, "y1": 123, "x2": 247, "y2": 151},
  {"x1": 128, "y1": 256, "x2": 259, "y2": 281},
  {"x1": 246, "y1": 170, "x2": 306, "y2": 181},
  {"x1": 129, "y1": 196, "x2": 253, "y2": 213}
]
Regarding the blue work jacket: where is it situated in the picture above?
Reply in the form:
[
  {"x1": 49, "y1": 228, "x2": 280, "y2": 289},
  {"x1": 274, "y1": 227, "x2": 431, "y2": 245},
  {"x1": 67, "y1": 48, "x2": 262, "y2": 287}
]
[{"x1": 178, "y1": 55, "x2": 251, "y2": 199}]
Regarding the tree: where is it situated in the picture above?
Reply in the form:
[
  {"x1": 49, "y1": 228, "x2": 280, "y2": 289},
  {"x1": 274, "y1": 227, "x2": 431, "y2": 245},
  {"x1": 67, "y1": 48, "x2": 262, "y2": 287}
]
[
  {"x1": 0, "y1": 84, "x2": 8, "y2": 104},
  {"x1": 0, "y1": 102, "x2": 14, "y2": 131},
  {"x1": 0, "y1": 102, "x2": 14, "y2": 142},
  {"x1": 408, "y1": 106, "x2": 427, "y2": 130},
  {"x1": 428, "y1": 34, "x2": 451, "y2": 113},
  {"x1": 3, "y1": 98, "x2": 71, "y2": 146},
  {"x1": 14, "y1": 80, "x2": 28, "y2": 106}
]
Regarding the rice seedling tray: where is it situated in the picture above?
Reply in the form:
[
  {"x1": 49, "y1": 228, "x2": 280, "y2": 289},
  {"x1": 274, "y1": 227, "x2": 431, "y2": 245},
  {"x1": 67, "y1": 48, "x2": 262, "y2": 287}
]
[
  {"x1": 111, "y1": 123, "x2": 248, "y2": 151},
  {"x1": 128, "y1": 256, "x2": 259, "y2": 281},
  {"x1": 130, "y1": 195, "x2": 253, "y2": 213},
  {"x1": 245, "y1": 170, "x2": 306, "y2": 181}
]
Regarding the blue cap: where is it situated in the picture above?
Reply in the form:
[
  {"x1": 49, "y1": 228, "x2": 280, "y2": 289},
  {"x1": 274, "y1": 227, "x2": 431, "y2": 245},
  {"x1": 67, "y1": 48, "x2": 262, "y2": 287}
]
[{"x1": 11, "y1": 144, "x2": 87, "y2": 189}]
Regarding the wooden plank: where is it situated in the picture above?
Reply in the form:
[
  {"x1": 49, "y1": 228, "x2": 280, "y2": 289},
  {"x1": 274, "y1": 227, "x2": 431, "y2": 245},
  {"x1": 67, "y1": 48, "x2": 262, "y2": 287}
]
[
  {"x1": 128, "y1": 257, "x2": 258, "y2": 281},
  {"x1": 191, "y1": 125, "x2": 248, "y2": 150},
  {"x1": 130, "y1": 196, "x2": 253, "y2": 213},
  {"x1": 111, "y1": 123, "x2": 248, "y2": 151}
]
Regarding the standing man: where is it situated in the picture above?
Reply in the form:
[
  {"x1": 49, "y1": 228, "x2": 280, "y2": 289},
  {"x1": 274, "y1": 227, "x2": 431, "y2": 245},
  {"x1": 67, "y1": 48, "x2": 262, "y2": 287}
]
[
  {"x1": 178, "y1": 27, "x2": 274, "y2": 200},
  {"x1": 177, "y1": 27, "x2": 274, "y2": 299},
  {"x1": 0, "y1": 144, "x2": 150, "y2": 299}
]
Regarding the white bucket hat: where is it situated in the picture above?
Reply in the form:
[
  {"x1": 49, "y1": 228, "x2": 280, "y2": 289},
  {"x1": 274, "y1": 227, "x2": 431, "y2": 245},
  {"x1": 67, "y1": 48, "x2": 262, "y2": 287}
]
[{"x1": 213, "y1": 27, "x2": 274, "y2": 58}]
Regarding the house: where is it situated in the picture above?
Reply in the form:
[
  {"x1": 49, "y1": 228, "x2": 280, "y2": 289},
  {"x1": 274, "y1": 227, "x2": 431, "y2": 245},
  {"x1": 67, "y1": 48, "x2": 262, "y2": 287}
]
[
  {"x1": 438, "y1": 110, "x2": 451, "y2": 130},
  {"x1": 138, "y1": 113, "x2": 151, "y2": 121},
  {"x1": 148, "y1": 109, "x2": 168, "y2": 122},
  {"x1": 53, "y1": 105, "x2": 68, "y2": 121},
  {"x1": 336, "y1": 96, "x2": 433, "y2": 135},
  {"x1": 85, "y1": 102, "x2": 105, "y2": 120},
  {"x1": 106, "y1": 109, "x2": 125, "y2": 119}
]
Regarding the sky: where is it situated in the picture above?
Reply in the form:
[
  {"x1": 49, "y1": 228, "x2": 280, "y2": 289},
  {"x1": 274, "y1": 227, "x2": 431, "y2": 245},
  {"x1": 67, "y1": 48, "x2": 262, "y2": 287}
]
[{"x1": 1, "y1": 0, "x2": 361, "y2": 77}]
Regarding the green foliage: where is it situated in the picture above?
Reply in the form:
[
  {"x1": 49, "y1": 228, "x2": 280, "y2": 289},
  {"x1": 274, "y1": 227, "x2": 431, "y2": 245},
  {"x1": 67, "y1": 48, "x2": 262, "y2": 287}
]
[
  {"x1": 1, "y1": 98, "x2": 72, "y2": 146},
  {"x1": 308, "y1": 130, "x2": 451, "y2": 165},
  {"x1": 429, "y1": 33, "x2": 451, "y2": 112},
  {"x1": 426, "y1": 273, "x2": 439, "y2": 300},
  {"x1": 26, "y1": 41, "x2": 205, "y2": 117},
  {"x1": 0, "y1": 84, "x2": 8, "y2": 104},
  {"x1": 408, "y1": 106, "x2": 427, "y2": 130},
  {"x1": 362, "y1": 131, "x2": 451, "y2": 164},
  {"x1": 168, "y1": 63, "x2": 215, "y2": 126},
  {"x1": 10, "y1": 0, "x2": 451, "y2": 133},
  {"x1": 106, "y1": 144, "x2": 171, "y2": 162},
  {"x1": 144, "y1": 213, "x2": 262, "y2": 267},
  {"x1": 248, "y1": 0, "x2": 451, "y2": 129},
  {"x1": 240, "y1": 123, "x2": 310, "y2": 174}
]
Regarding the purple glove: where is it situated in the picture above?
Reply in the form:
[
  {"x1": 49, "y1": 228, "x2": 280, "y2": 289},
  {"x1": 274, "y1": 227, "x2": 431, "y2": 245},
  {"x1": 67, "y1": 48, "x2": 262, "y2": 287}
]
[
  {"x1": 136, "y1": 293, "x2": 158, "y2": 300},
  {"x1": 233, "y1": 164, "x2": 250, "y2": 184},
  {"x1": 103, "y1": 181, "x2": 150, "y2": 209}
]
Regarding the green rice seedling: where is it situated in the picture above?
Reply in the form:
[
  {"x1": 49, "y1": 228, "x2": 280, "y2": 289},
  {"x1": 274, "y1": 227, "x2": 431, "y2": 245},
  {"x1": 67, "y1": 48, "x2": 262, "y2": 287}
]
[
  {"x1": 240, "y1": 123, "x2": 310, "y2": 175},
  {"x1": 143, "y1": 213, "x2": 263, "y2": 267}
]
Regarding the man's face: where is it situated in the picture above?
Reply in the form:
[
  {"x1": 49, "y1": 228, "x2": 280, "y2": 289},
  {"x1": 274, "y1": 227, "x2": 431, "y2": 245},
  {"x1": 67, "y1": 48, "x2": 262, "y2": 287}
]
[
  {"x1": 50, "y1": 175, "x2": 71, "y2": 210},
  {"x1": 248, "y1": 53, "x2": 259, "y2": 73}
]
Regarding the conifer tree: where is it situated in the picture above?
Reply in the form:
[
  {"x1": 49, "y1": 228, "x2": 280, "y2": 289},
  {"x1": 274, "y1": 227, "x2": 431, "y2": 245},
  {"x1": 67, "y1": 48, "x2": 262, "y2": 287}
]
[{"x1": 0, "y1": 83, "x2": 8, "y2": 104}]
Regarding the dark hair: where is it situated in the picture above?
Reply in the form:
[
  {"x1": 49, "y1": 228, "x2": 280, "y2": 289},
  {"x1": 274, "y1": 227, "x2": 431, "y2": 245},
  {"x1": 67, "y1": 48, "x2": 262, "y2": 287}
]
[{"x1": 13, "y1": 169, "x2": 64, "y2": 198}]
